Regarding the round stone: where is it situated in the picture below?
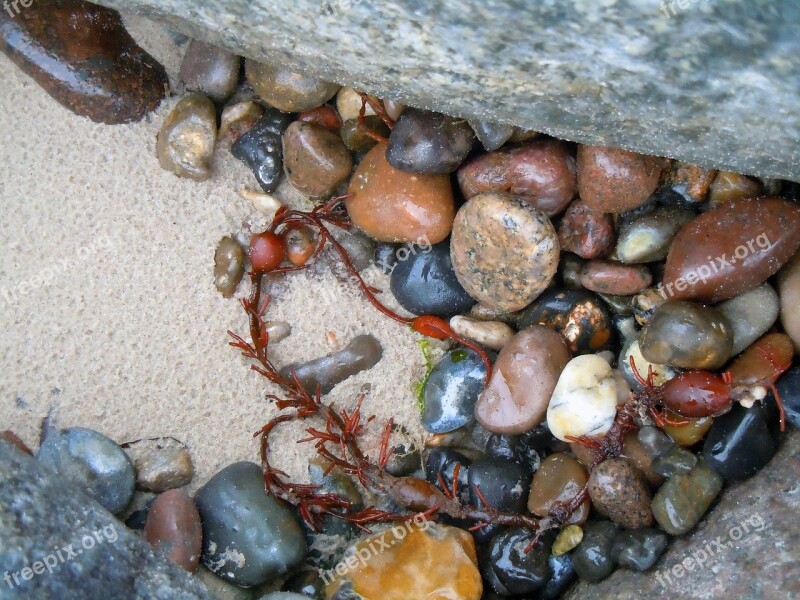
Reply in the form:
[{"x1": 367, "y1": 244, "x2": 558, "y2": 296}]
[
  {"x1": 386, "y1": 108, "x2": 475, "y2": 174},
  {"x1": 449, "y1": 316, "x2": 514, "y2": 350},
  {"x1": 213, "y1": 236, "x2": 246, "y2": 299},
  {"x1": 179, "y1": 40, "x2": 240, "y2": 103},
  {"x1": 484, "y1": 528, "x2": 553, "y2": 596},
  {"x1": 651, "y1": 463, "x2": 723, "y2": 535},
  {"x1": 717, "y1": 283, "x2": 779, "y2": 356},
  {"x1": 282, "y1": 121, "x2": 352, "y2": 198},
  {"x1": 156, "y1": 94, "x2": 217, "y2": 181},
  {"x1": 571, "y1": 521, "x2": 621, "y2": 582},
  {"x1": 587, "y1": 458, "x2": 653, "y2": 529},
  {"x1": 144, "y1": 489, "x2": 203, "y2": 572},
  {"x1": 527, "y1": 453, "x2": 590, "y2": 524},
  {"x1": 245, "y1": 59, "x2": 339, "y2": 112},
  {"x1": 611, "y1": 528, "x2": 669, "y2": 571},
  {"x1": 580, "y1": 260, "x2": 652, "y2": 296},
  {"x1": 615, "y1": 206, "x2": 695, "y2": 263},
  {"x1": 557, "y1": 199, "x2": 615, "y2": 259}
]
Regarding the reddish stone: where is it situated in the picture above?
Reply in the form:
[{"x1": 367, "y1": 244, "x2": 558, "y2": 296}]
[
  {"x1": 581, "y1": 260, "x2": 652, "y2": 295},
  {"x1": 143, "y1": 489, "x2": 202, "y2": 572},
  {"x1": 298, "y1": 105, "x2": 342, "y2": 132},
  {"x1": 557, "y1": 199, "x2": 615, "y2": 259}
]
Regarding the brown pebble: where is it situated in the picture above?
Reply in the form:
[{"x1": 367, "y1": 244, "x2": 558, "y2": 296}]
[
  {"x1": 245, "y1": 59, "x2": 339, "y2": 112},
  {"x1": 298, "y1": 105, "x2": 342, "y2": 132},
  {"x1": 528, "y1": 453, "x2": 589, "y2": 524},
  {"x1": 661, "y1": 411, "x2": 713, "y2": 446},
  {"x1": 179, "y1": 40, "x2": 240, "y2": 103},
  {"x1": 557, "y1": 199, "x2": 615, "y2": 259},
  {"x1": 620, "y1": 431, "x2": 664, "y2": 487},
  {"x1": 778, "y1": 252, "x2": 800, "y2": 352},
  {"x1": 0, "y1": 430, "x2": 32, "y2": 455},
  {"x1": 587, "y1": 458, "x2": 653, "y2": 529},
  {"x1": 708, "y1": 171, "x2": 763, "y2": 207},
  {"x1": 663, "y1": 162, "x2": 718, "y2": 204},
  {"x1": 581, "y1": 260, "x2": 652, "y2": 295},
  {"x1": 282, "y1": 121, "x2": 352, "y2": 198},
  {"x1": 156, "y1": 94, "x2": 217, "y2": 181},
  {"x1": 213, "y1": 236, "x2": 245, "y2": 298},
  {"x1": 144, "y1": 489, "x2": 202, "y2": 572},
  {"x1": 218, "y1": 101, "x2": 263, "y2": 148},
  {"x1": 134, "y1": 446, "x2": 195, "y2": 493}
]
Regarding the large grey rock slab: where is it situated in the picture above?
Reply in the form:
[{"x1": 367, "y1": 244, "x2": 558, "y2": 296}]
[
  {"x1": 565, "y1": 430, "x2": 800, "y2": 599},
  {"x1": 0, "y1": 441, "x2": 212, "y2": 599},
  {"x1": 95, "y1": 0, "x2": 799, "y2": 181}
]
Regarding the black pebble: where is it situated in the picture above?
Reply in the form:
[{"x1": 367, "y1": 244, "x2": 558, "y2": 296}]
[
  {"x1": 231, "y1": 109, "x2": 293, "y2": 192},
  {"x1": 572, "y1": 520, "x2": 621, "y2": 582},
  {"x1": 611, "y1": 528, "x2": 669, "y2": 571},
  {"x1": 484, "y1": 528, "x2": 554, "y2": 596}
]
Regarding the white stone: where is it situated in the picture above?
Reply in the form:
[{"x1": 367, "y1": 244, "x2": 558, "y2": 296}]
[{"x1": 449, "y1": 315, "x2": 514, "y2": 350}]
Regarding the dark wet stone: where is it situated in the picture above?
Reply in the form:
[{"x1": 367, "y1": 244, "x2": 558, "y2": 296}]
[
  {"x1": 655, "y1": 162, "x2": 717, "y2": 207},
  {"x1": 125, "y1": 508, "x2": 150, "y2": 531},
  {"x1": 559, "y1": 252, "x2": 586, "y2": 289},
  {"x1": 0, "y1": 0, "x2": 167, "y2": 124},
  {"x1": 245, "y1": 59, "x2": 339, "y2": 112},
  {"x1": 143, "y1": 489, "x2": 203, "y2": 572},
  {"x1": 213, "y1": 236, "x2": 246, "y2": 299},
  {"x1": 422, "y1": 347, "x2": 490, "y2": 433},
  {"x1": 331, "y1": 229, "x2": 375, "y2": 272},
  {"x1": 386, "y1": 108, "x2": 474, "y2": 173},
  {"x1": 195, "y1": 461, "x2": 306, "y2": 587},
  {"x1": 307, "y1": 457, "x2": 362, "y2": 539},
  {"x1": 637, "y1": 426, "x2": 675, "y2": 460},
  {"x1": 468, "y1": 456, "x2": 531, "y2": 514},
  {"x1": 180, "y1": 39, "x2": 240, "y2": 103},
  {"x1": 572, "y1": 521, "x2": 621, "y2": 582},
  {"x1": 468, "y1": 119, "x2": 514, "y2": 151},
  {"x1": 340, "y1": 116, "x2": 391, "y2": 153},
  {"x1": 37, "y1": 427, "x2": 134, "y2": 515},
  {"x1": 651, "y1": 462, "x2": 723, "y2": 535},
  {"x1": 390, "y1": 239, "x2": 474, "y2": 317},
  {"x1": 611, "y1": 528, "x2": 669, "y2": 571},
  {"x1": 279, "y1": 334, "x2": 382, "y2": 395},
  {"x1": 598, "y1": 292, "x2": 634, "y2": 316},
  {"x1": 773, "y1": 365, "x2": 800, "y2": 429},
  {"x1": 652, "y1": 446, "x2": 698, "y2": 477},
  {"x1": 231, "y1": 108, "x2": 294, "y2": 193},
  {"x1": 485, "y1": 434, "x2": 542, "y2": 472},
  {"x1": 540, "y1": 552, "x2": 576, "y2": 600},
  {"x1": 484, "y1": 528, "x2": 553, "y2": 596},
  {"x1": 424, "y1": 447, "x2": 471, "y2": 503}
]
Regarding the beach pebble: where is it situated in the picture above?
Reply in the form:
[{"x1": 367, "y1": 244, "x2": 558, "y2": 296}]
[
  {"x1": 332, "y1": 229, "x2": 375, "y2": 272},
  {"x1": 37, "y1": 427, "x2": 134, "y2": 514},
  {"x1": 390, "y1": 239, "x2": 474, "y2": 317},
  {"x1": 557, "y1": 199, "x2": 615, "y2": 259},
  {"x1": 657, "y1": 162, "x2": 717, "y2": 206},
  {"x1": 547, "y1": 355, "x2": 618, "y2": 442},
  {"x1": 577, "y1": 145, "x2": 664, "y2": 213},
  {"x1": 663, "y1": 197, "x2": 800, "y2": 303},
  {"x1": 218, "y1": 101, "x2": 264, "y2": 148},
  {"x1": 484, "y1": 528, "x2": 553, "y2": 596},
  {"x1": 373, "y1": 242, "x2": 400, "y2": 274},
  {"x1": 284, "y1": 226, "x2": 316, "y2": 267},
  {"x1": 213, "y1": 236, "x2": 246, "y2": 298},
  {"x1": 195, "y1": 462, "x2": 306, "y2": 586},
  {"x1": 232, "y1": 109, "x2": 294, "y2": 193},
  {"x1": 581, "y1": 260, "x2": 652, "y2": 296},
  {"x1": 639, "y1": 301, "x2": 733, "y2": 369},
  {"x1": 245, "y1": 60, "x2": 339, "y2": 112},
  {"x1": 279, "y1": 334, "x2": 382, "y2": 395},
  {"x1": 335, "y1": 87, "x2": 376, "y2": 122},
  {"x1": 559, "y1": 253, "x2": 586, "y2": 289},
  {"x1": 484, "y1": 434, "x2": 541, "y2": 472},
  {"x1": 134, "y1": 445, "x2": 194, "y2": 493},
  {"x1": 475, "y1": 325, "x2": 571, "y2": 434},
  {"x1": 297, "y1": 105, "x2": 342, "y2": 132},
  {"x1": 386, "y1": 108, "x2": 474, "y2": 174},
  {"x1": 340, "y1": 116, "x2": 391, "y2": 153},
  {"x1": 717, "y1": 284, "x2": 779, "y2": 356},
  {"x1": 457, "y1": 139, "x2": 577, "y2": 216},
  {"x1": 449, "y1": 316, "x2": 514, "y2": 350},
  {"x1": 422, "y1": 348, "x2": 490, "y2": 433},
  {"x1": 468, "y1": 120, "x2": 514, "y2": 151},
  {"x1": 264, "y1": 321, "x2": 292, "y2": 344},
  {"x1": 195, "y1": 567, "x2": 254, "y2": 600},
  {"x1": 571, "y1": 521, "x2": 621, "y2": 582},
  {"x1": 156, "y1": 94, "x2": 217, "y2": 181},
  {"x1": 708, "y1": 171, "x2": 763, "y2": 206},
  {"x1": 282, "y1": 121, "x2": 352, "y2": 198},
  {"x1": 425, "y1": 448, "x2": 471, "y2": 502},
  {"x1": 346, "y1": 144, "x2": 455, "y2": 244},
  {"x1": 588, "y1": 458, "x2": 653, "y2": 529},
  {"x1": 773, "y1": 366, "x2": 800, "y2": 429},
  {"x1": 651, "y1": 462, "x2": 723, "y2": 535},
  {"x1": 661, "y1": 412, "x2": 713, "y2": 447},
  {"x1": 451, "y1": 193, "x2": 559, "y2": 312},
  {"x1": 517, "y1": 288, "x2": 613, "y2": 355},
  {"x1": 616, "y1": 206, "x2": 696, "y2": 263},
  {"x1": 779, "y1": 252, "x2": 800, "y2": 351},
  {"x1": 611, "y1": 528, "x2": 669, "y2": 571},
  {"x1": 618, "y1": 339, "x2": 679, "y2": 393},
  {"x1": 637, "y1": 426, "x2": 675, "y2": 460},
  {"x1": 540, "y1": 553, "x2": 576, "y2": 600},
  {"x1": 652, "y1": 445, "x2": 698, "y2": 477},
  {"x1": 552, "y1": 524, "x2": 584, "y2": 556},
  {"x1": 144, "y1": 489, "x2": 202, "y2": 572},
  {"x1": 0, "y1": 430, "x2": 31, "y2": 455},
  {"x1": 527, "y1": 453, "x2": 590, "y2": 524},
  {"x1": 180, "y1": 40, "x2": 240, "y2": 103},
  {"x1": 468, "y1": 457, "x2": 531, "y2": 516}
]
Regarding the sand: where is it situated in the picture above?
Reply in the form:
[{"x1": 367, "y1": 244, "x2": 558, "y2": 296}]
[{"x1": 0, "y1": 15, "x2": 434, "y2": 491}]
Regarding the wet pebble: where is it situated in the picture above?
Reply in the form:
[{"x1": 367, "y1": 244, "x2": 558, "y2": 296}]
[
  {"x1": 214, "y1": 236, "x2": 246, "y2": 298},
  {"x1": 218, "y1": 101, "x2": 264, "y2": 148},
  {"x1": 632, "y1": 287, "x2": 668, "y2": 326},
  {"x1": 540, "y1": 552, "x2": 576, "y2": 600},
  {"x1": 451, "y1": 192, "x2": 559, "y2": 312},
  {"x1": 616, "y1": 206, "x2": 695, "y2": 263},
  {"x1": 245, "y1": 60, "x2": 339, "y2": 112},
  {"x1": 335, "y1": 87, "x2": 375, "y2": 121},
  {"x1": 282, "y1": 121, "x2": 352, "y2": 198},
  {"x1": 557, "y1": 199, "x2": 615, "y2": 259},
  {"x1": 134, "y1": 445, "x2": 194, "y2": 493},
  {"x1": 372, "y1": 242, "x2": 400, "y2": 274},
  {"x1": 157, "y1": 94, "x2": 217, "y2": 181},
  {"x1": 527, "y1": 453, "x2": 590, "y2": 524},
  {"x1": 581, "y1": 260, "x2": 652, "y2": 296},
  {"x1": 484, "y1": 528, "x2": 553, "y2": 596},
  {"x1": 639, "y1": 301, "x2": 732, "y2": 369},
  {"x1": 265, "y1": 321, "x2": 292, "y2": 344},
  {"x1": 708, "y1": 171, "x2": 763, "y2": 206},
  {"x1": 468, "y1": 120, "x2": 514, "y2": 151},
  {"x1": 37, "y1": 427, "x2": 134, "y2": 514},
  {"x1": 449, "y1": 316, "x2": 514, "y2": 350},
  {"x1": 332, "y1": 229, "x2": 375, "y2": 272},
  {"x1": 195, "y1": 461, "x2": 306, "y2": 586},
  {"x1": 637, "y1": 426, "x2": 675, "y2": 460},
  {"x1": 661, "y1": 412, "x2": 713, "y2": 447},
  {"x1": 340, "y1": 116, "x2": 391, "y2": 153},
  {"x1": 652, "y1": 445, "x2": 698, "y2": 477},
  {"x1": 560, "y1": 253, "x2": 586, "y2": 289},
  {"x1": 284, "y1": 226, "x2": 316, "y2": 267},
  {"x1": 611, "y1": 528, "x2": 669, "y2": 571},
  {"x1": 180, "y1": 40, "x2": 240, "y2": 103},
  {"x1": 386, "y1": 108, "x2": 474, "y2": 174},
  {"x1": 307, "y1": 457, "x2": 362, "y2": 539},
  {"x1": 773, "y1": 365, "x2": 800, "y2": 429},
  {"x1": 390, "y1": 239, "x2": 474, "y2": 317},
  {"x1": 779, "y1": 252, "x2": 800, "y2": 351},
  {"x1": 422, "y1": 348, "x2": 490, "y2": 433},
  {"x1": 384, "y1": 442, "x2": 421, "y2": 476},
  {"x1": 282, "y1": 570, "x2": 325, "y2": 599},
  {"x1": 718, "y1": 284, "x2": 779, "y2": 356},
  {"x1": 425, "y1": 447, "x2": 471, "y2": 503},
  {"x1": 620, "y1": 431, "x2": 664, "y2": 486},
  {"x1": 651, "y1": 462, "x2": 723, "y2": 535},
  {"x1": 297, "y1": 105, "x2": 342, "y2": 132},
  {"x1": 552, "y1": 524, "x2": 584, "y2": 556},
  {"x1": 279, "y1": 334, "x2": 382, "y2": 395},
  {"x1": 571, "y1": 521, "x2": 621, "y2": 582},
  {"x1": 144, "y1": 489, "x2": 202, "y2": 572},
  {"x1": 588, "y1": 458, "x2": 653, "y2": 529},
  {"x1": 232, "y1": 109, "x2": 294, "y2": 193},
  {"x1": 657, "y1": 162, "x2": 717, "y2": 206},
  {"x1": 469, "y1": 457, "x2": 531, "y2": 542}
]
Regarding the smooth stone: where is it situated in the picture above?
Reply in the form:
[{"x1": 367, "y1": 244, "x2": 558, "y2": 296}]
[
  {"x1": 779, "y1": 252, "x2": 800, "y2": 352},
  {"x1": 335, "y1": 87, "x2": 375, "y2": 122},
  {"x1": 717, "y1": 284, "x2": 779, "y2": 356},
  {"x1": 725, "y1": 334, "x2": 794, "y2": 410},
  {"x1": 468, "y1": 457, "x2": 531, "y2": 515},
  {"x1": 425, "y1": 447, "x2": 472, "y2": 503},
  {"x1": 282, "y1": 121, "x2": 352, "y2": 198},
  {"x1": 195, "y1": 567, "x2": 254, "y2": 600},
  {"x1": 637, "y1": 426, "x2": 675, "y2": 460},
  {"x1": 662, "y1": 198, "x2": 800, "y2": 303},
  {"x1": 457, "y1": 139, "x2": 577, "y2": 216},
  {"x1": 422, "y1": 348, "x2": 490, "y2": 433},
  {"x1": 265, "y1": 321, "x2": 292, "y2": 344},
  {"x1": 552, "y1": 524, "x2": 584, "y2": 556},
  {"x1": 577, "y1": 146, "x2": 664, "y2": 213},
  {"x1": 331, "y1": 228, "x2": 375, "y2": 272},
  {"x1": 180, "y1": 40, "x2": 240, "y2": 103},
  {"x1": 703, "y1": 401, "x2": 779, "y2": 481},
  {"x1": 340, "y1": 116, "x2": 391, "y2": 153},
  {"x1": 631, "y1": 287, "x2": 668, "y2": 326},
  {"x1": 449, "y1": 316, "x2": 514, "y2": 350},
  {"x1": 651, "y1": 462, "x2": 723, "y2": 535},
  {"x1": 599, "y1": 293, "x2": 634, "y2": 316},
  {"x1": 245, "y1": 59, "x2": 339, "y2": 112},
  {"x1": 386, "y1": 108, "x2": 475, "y2": 174},
  {"x1": 652, "y1": 446, "x2": 698, "y2": 477},
  {"x1": 0, "y1": 430, "x2": 31, "y2": 455},
  {"x1": 557, "y1": 199, "x2": 615, "y2": 259},
  {"x1": 133, "y1": 445, "x2": 195, "y2": 493},
  {"x1": 475, "y1": 325, "x2": 571, "y2": 434},
  {"x1": 540, "y1": 552, "x2": 576, "y2": 600},
  {"x1": 195, "y1": 461, "x2": 306, "y2": 587},
  {"x1": 279, "y1": 334, "x2": 382, "y2": 395},
  {"x1": 450, "y1": 192, "x2": 559, "y2": 312},
  {"x1": 656, "y1": 162, "x2": 717, "y2": 206},
  {"x1": 284, "y1": 226, "x2": 316, "y2": 267},
  {"x1": 588, "y1": 458, "x2": 653, "y2": 529},
  {"x1": 214, "y1": 236, "x2": 246, "y2": 298},
  {"x1": 484, "y1": 434, "x2": 542, "y2": 473},
  {"x1": 661, "y1": 412, "x2": 714, "y2": 447},
  {"x1": 774, "y1": 365, "x2": 800, "y2": 429},
  {"x1": 468, "y1": 120, "x2": 514, "y2": 151},
  {"x1": 618, "y1": 339, "x2": 679, "y2": 393},
  {"x1": 373, "y1": 242, "x2": 400, "y2": 274},
  {"x1": 616, "y1": 206, "x2": 696, "y2": 263},
  {"x1": 390, "y1": 239, "x2": 474, "y2": 317},
  {"x1": 346, "y1": 143, "x2": 455, "y2": 244},
  {"x1": 547, "y1": 355, "x2": 618, "y2": 442},
  {"x1": 143, "y1": 489, "x2": 202, "y2": 572},
  {"x1": 0, "y1": 0, "x2": 167, "y2": 123},
  {"x1": 527, "y1": 453, "x2": 590, "y2": 524},
  {"x1": 231, "y1": 109, "x2": 294, "y2": 193},
  {"x1": 156, "y1": 94, "x2": 217, "y2": 181},
  {"x1": 708, "y1": 171, "x2": 763, "y2": 207},
  {"x1": 571, "y1": 521, "x2": 621, "y2": 582},
  {"x1": 611, "y1": 528, "x2": 669, "y2": 571},
  {"x1": 326, "y1": 522, "x2": 481, "y2": 600},
  {"x1": 581, "y1": 260, "x2": 652, "y2": 296},
  {"x1": 298, "y1": 105, "x2": 342, "y2": 132},
  {"x1": 218, "y1": 101, "x2": 264, "y2": 148},
  {"x1": 37, "y1": 427, "x2": 134, "y2": 515},
  {"x1": 639, "y1": 301, "x2": 733, "y2": 369},
  {"x1": 484, "y1": 528, "x2": 553, "y2": 596}
]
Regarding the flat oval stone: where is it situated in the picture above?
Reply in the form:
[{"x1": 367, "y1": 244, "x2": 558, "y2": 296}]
[
  {"x1": 577, "y1": 145, "x2": 665, "y2": 213},
  {"x1": 475, "y1": 325, "x2": 571, "y2": 434},
  {"x1": 468, "y1": 119, "x2": 514, "y2": 151},
  {"x1": 581, "y1": 260, "x2": 652, "y2": 296},
  {"x1": 133, "y1": 444, "x2": 195, "y2": 493},
  {"x1": 213, "y1": 236, "x2": 246, "y2": 299},
  {"x1": 717, "y1": 283, "x2": 779, "y2": 356},
  {"x1": 386, "y1": 108, "x2": 475, "y2": 174},
  {"x1": 231, "y1": 109, "x2": 294, "y2": 193},
  {"x1": 346, "y1": 143, "x2": 455, "y2": 244},
  {"x1": 527, "y1": 453, "x2": 590, "y2": 524},
  {"x1": 195, "y1": 461, "x2": 306, "y2": 587},
  {"x1": 557, "y1": 199, "x2": 615, "y2": 259},
  {"x1": 390, "y1": 239, "x2": 474, "y2": 317},
  {"x1": 588, "y1": 458, "x2": 653, "y2": 529},
  {"x1": 449, "y1": 316, "x2": 514, "y2": 350},
  {"x1": 571, "y1": 521, "x2": 621, "y2": 582},
  {"x1": 451, "y1": 192, "x2": 559, "y2": 312},
  {"x1": 616, "y1": 206, "x2": 696, "y2": 263},
  {"x1": 156, "y1": 94, "x2": 217, "y2": 181},
  {"x1": 144, "y1": 489, "x2": 202, "y2": 572},
  {"x1": 457, "y1": 139, "x2": 577, "y2": 216},
  {"x1": 611, "y1": 528, "x2": 669, "y2": 571},
  {"x1": 179, "y1": 40, "x2": 240, "y2": 103},
  {"x1": 639, "y1": 301, "x2": 733, "y2": 369},
  {"x1": 651, "y1": 462, "x2": 723, "y2": 535},
  {"x1": 245, "y1": 59, "x2": 339, "y2": 112},
  {"x1": 282, "y1": 121, "x2": 352, "y2": 198},
  {"x1": 422, "y1": 348, "x2": 489, "y2": 433},
  {"x1": 37, "y1": 427, "x2": 134, "y2": 515},
  {"x1": 779, "y1": 252, "x2": 800, "y2": 352},
  {"x1": 662, "y1": 197, "x2": 800, "y2": 303}
]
